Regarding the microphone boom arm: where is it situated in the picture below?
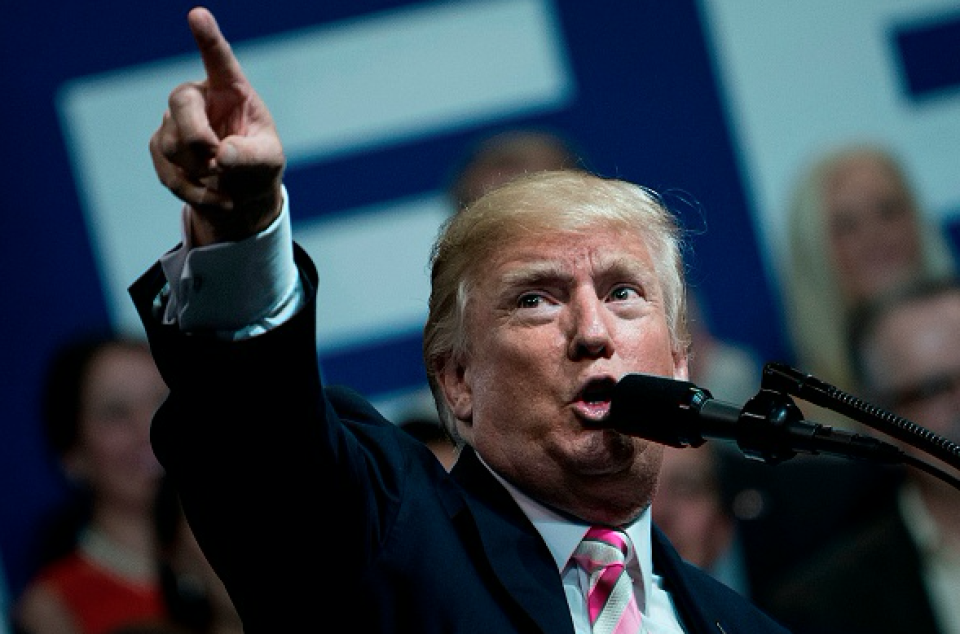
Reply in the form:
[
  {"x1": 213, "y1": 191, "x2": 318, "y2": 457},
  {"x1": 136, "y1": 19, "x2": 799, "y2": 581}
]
[
  {"x1": 733, "y1": 388, "x2": 904, "y2": 466},
  {"x1": 607, "y1": 370, "x2": 960, "y2": 491},
  {"x1": 761, "y1": 362, "x2": 960, "y2": 472}
]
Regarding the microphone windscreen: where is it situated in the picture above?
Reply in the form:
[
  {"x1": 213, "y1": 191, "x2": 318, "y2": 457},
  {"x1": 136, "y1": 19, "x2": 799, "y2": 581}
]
[{"x1": 609, "y1": 374, "x2": 707, "y2": 447}]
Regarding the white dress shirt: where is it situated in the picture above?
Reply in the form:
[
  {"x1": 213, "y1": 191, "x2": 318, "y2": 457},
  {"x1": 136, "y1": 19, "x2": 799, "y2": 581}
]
[
  {"x1": 482, "y1": 459, "x2": 686, "y2": 634},
  {"x1": 900, "y1": 482, "x2": 960, "y2": 634}
]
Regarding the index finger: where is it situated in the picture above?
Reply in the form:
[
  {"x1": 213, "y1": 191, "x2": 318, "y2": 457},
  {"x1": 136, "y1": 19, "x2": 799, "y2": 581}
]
[{"x1": 187, "y1": 7, "x2": 247, "y2": 90}]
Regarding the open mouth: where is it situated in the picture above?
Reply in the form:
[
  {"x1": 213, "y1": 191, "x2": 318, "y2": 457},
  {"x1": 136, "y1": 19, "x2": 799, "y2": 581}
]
[
  {"x1": 575, "y1": 377, "x2": 617, "y2": 423},
  {"x1": 579, "y1": 377, "x2": 616, "y2": 403}
]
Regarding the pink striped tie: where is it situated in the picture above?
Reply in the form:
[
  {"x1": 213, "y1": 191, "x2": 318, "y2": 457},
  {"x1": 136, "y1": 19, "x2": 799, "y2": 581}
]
[{"x1": 572, "y1": 527, "x2": 641, "y2": 634}]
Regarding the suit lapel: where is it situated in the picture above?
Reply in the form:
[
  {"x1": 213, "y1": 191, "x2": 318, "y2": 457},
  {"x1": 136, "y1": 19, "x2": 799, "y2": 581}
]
[
  {"x1": 451, "y1": 448, "x2": 575, "y2": 634},
  {"x1": 652, "y1": 526, "x2": 720, "y2": 634}
]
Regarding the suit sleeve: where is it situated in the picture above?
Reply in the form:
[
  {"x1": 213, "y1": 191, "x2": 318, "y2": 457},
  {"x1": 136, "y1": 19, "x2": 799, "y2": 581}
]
[{"x1": 129, "y1": 243, "x2": 409, "y2": 630}]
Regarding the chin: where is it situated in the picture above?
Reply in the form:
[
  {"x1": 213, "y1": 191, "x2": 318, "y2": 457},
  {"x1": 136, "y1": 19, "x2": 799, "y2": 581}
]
[{"x1": 573, "y1": 432, "x2": 645, "y2": 476}]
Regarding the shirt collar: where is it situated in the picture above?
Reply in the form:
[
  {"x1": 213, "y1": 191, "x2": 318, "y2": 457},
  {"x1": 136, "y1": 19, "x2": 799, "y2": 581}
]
[
  {"x1": 477, "y1": 453, "x2": 654, "y2": 601},
  {"x1": 900, "y1": 481, "x2": 952, "y2": 556}
]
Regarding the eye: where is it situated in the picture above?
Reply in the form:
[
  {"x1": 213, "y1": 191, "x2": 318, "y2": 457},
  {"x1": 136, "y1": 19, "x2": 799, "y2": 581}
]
[
  {"x1": 517, "y1": 292, "x2": 547, "y2": 309},
  {"x1": 608, "y1": 286, "x2": 639, "y2": 302},
  {"x1": 86, "y1": 400, "x2": 134, "y2": 428},
  {"x1": 876, "y1": 198, "x2": 909, "y2": 223}
]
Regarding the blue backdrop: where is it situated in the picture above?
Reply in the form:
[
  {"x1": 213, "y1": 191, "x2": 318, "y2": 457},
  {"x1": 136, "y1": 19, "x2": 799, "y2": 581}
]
[{"x1": 3, "y1": 0, "x2": 959, "y2": 600}]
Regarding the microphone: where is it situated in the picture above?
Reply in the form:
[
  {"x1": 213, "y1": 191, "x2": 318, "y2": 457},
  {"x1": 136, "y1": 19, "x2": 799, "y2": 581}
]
[{"x1": 605, "y1": 373, "x2": 906, "y2": 465}]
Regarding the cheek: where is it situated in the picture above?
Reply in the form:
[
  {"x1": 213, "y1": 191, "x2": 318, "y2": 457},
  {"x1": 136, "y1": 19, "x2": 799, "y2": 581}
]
[
  {"x1": 90, "y1": 425, "x2": 140, "y2": 459},
  {"x1": 902, "y1": 402, "x2": 957, "y2": 438},
  {"x1": 621, "y1": 326, "x2": 682, "y2": 374},
  {"x1": 80, "y1": 421, "x2": 158, "y2": 482},
  {"x1": 829, "y1": 233, "x2": 859, "y2": 274},
  {"x1": 473, "y1": 328, "x2": 559, "y2": 387},
  {"x1": 78, "y1": 423, "x2": 122, "y2": 463}
]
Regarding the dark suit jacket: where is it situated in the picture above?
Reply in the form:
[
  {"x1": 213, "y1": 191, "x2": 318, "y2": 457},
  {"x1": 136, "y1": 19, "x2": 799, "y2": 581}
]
[
  {"x1": 131, "y1": 245, "x2": 790, "y2": 633},
  {"x1": 767, "y1": 492, "x2": 941, "y2": 634}
]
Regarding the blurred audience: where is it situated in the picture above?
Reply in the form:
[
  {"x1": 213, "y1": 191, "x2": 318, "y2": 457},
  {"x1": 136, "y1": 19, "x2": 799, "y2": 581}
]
[
  {"x1": 686, "y1": 289, "x2": 761, "y2": 404},
  {"x1": 768, "y1": 276, "x2": 960, "y2": 634},
  {"x1": 733, "y1": 143, "x2": 956, "y2": 614},
  {"x1": 653, "y1": 445, "x2": 751, "y2": 597},
  {"x1": 14, "y1": 333, "x2": 168, "y2": 634},
  {"x1": 95, "y1": 477, "x2": 241, "y2": 634},
  {"x1": 653, "y1": 294, "x2": 872, "y2": 611},
  {"x1": 781, "y1": 142, "x2": 955, "y2": 399},
  {"x1": 397, "y1": 416, "x2": 458, "y2": 471},
  {"x1": 148, "y1": 476, "x2": 241, "y2": 634},
  {"x1": 0, "y1": 552, "x2": 11, "y2": 634},
  {"x1": 446, "y1": 127, "x2": 584, "y2": 211}
]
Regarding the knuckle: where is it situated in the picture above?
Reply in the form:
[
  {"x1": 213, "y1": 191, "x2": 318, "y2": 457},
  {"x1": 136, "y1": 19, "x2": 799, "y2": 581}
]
[{"x1": 167, "y1": 82, "x2": 200, "y2": 110}]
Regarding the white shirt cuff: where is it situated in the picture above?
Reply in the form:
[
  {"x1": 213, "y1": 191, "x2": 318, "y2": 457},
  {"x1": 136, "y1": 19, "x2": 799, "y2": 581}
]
[{"x1": 159, "y1": 186, "x2": 304, "y2": 339}]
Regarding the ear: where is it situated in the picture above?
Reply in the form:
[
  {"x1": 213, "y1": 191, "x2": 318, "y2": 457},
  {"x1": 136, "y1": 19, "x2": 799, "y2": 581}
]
[{"x1": 435, "y1": 355, "x2": 473, "y2": 424}]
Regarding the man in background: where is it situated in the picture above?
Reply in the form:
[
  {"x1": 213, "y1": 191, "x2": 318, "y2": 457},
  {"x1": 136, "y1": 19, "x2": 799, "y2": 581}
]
[{"x1": 769, "y1": 277, "x2": 960, "y2": 634}]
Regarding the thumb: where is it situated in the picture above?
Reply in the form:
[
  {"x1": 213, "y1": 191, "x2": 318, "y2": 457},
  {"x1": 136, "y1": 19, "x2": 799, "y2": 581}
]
[{"x1": 217, "y1": 141, "x2": 240, "y2": 168}]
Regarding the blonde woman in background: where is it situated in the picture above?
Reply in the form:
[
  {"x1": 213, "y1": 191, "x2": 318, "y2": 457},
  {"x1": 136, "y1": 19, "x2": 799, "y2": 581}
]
[{"x1": 782, "y1": 143, "x2": 955, "y2": 404}]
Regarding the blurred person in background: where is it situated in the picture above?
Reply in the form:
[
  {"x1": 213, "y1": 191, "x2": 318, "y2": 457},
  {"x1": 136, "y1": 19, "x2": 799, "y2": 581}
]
[
  {"x1": 768, "y1": 276, "x2": 960, "y2": 634},
  {"x1": 740, "y1": 145, "x2": 957, "y2": 613},
  {"x1": 14, "y1": 334, "x2": 168, "y2": 634},
  {"x1": 685, "y1": 289, "x2": 761, "y2": 405},
  {"x1": 653, "y1": 445, "x2": 750, "y2": 597},
  {"x1": 668, "y1": 278, "x2": 903, "y2": 615},
  {"x1": 781, "y1": 142, "x2": 955, "y2": 402},
  {"x1": 446, "y1": 127, "x2": 584, "y2": 212},
  {"x1": 752, "y1": 143, "x2": 955, "y2": 609},
  {"x1": 101, "y1": 477, "x2": 242, "y2": 634}
]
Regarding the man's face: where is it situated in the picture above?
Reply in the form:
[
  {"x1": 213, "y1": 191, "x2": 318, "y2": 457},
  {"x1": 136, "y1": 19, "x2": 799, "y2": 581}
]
[
  {"x1": 438, "y1": 225, "x2": 686, "y2": 524},
  {"x1": 868, "y1": 292, "x2": 960, "y2": 448}
]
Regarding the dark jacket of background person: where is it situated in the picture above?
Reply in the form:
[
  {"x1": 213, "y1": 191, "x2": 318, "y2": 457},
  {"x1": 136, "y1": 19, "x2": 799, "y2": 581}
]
[{"x1": 768, "y1": 493, "x2": 939, "y2": 634}]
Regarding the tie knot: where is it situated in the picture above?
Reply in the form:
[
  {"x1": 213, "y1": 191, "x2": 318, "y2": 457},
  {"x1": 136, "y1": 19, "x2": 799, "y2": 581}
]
[
  {"x1": 572, "y1": 527, "x2": 641, "y2": 633},
  {"x1": 573, "y1": 527, "x2": 631, "y2": 573}
]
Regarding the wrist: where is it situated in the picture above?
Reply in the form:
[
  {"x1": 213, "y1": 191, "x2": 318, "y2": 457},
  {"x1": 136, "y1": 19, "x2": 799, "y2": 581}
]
[{"x1": 188, "y1": 186, "x2": 284, "y2": 246}]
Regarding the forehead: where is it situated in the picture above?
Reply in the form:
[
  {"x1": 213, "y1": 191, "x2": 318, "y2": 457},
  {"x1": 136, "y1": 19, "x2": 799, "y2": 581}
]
[
  {"x1": 82, "y1": 345, "x2": 160, "y2": 398},
  {"x1": 825, "y1": 155, "x2": 895, "y2": 190},
  {"x1": 482, "y1": 227, "x2": 656, "y2": 280}
]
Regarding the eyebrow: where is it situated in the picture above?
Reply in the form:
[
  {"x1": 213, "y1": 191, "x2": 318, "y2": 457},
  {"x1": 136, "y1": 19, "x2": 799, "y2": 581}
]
[
  {"x1": 499, "y1": 261, "x2": 571, "y2": 289},
  {"x1": 498, "y1": 255, "x2": 654, "y2": 290}
]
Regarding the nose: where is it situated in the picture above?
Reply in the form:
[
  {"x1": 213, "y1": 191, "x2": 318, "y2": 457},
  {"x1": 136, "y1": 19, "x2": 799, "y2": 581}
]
[{"x1": 566, "y1": 293, "x2": 614, "y2": 361}]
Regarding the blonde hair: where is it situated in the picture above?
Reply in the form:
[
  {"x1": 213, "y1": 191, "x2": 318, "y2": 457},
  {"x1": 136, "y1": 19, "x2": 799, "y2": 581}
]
[
  {"x1": 423, "y1": 169, "x2": 689, "y2": 442},
  {"x1": 782, "y1": 143, "x2": 955, "y2": 390}
]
